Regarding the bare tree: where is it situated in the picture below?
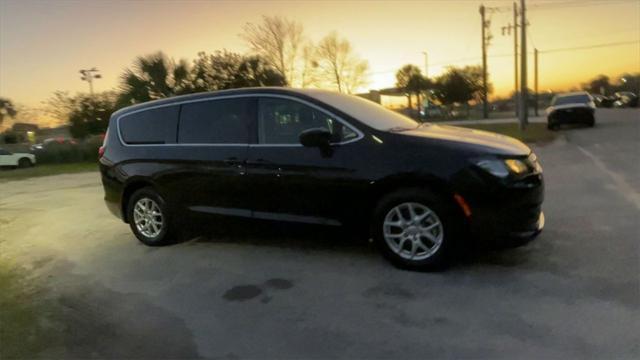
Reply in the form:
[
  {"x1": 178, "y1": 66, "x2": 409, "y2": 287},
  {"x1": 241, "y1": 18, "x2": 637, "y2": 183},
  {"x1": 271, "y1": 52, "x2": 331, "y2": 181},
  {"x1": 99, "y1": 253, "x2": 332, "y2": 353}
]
[
  {"x1": 300, "y1": 43, "x2": 319, "y2": 88},
  {"x1": 241, "y1": 16, "x2": 304, "y2": 86},
  {"x1": 315, "y1": 32, "x2": 369, "y2": 93}
]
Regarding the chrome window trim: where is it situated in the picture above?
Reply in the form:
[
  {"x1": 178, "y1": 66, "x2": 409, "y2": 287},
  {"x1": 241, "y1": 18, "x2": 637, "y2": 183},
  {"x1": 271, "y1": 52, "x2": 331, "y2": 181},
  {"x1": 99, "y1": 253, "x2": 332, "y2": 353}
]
[{"x1": 115, "y1": 93, "x2": 364, "y2": 147}]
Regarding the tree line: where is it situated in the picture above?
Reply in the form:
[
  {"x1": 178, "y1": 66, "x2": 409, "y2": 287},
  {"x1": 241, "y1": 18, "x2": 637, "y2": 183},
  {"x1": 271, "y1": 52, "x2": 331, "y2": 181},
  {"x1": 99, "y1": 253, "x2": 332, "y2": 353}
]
[
  {"x1": 34, "y1": 16, "x2": 371, "y2": 138},
  {"x1": 3, "y1": 14, "x2": 638, "y2": 139},
  {"x1": 395, "y1": 64, "x2": 488, "y2": 114}
]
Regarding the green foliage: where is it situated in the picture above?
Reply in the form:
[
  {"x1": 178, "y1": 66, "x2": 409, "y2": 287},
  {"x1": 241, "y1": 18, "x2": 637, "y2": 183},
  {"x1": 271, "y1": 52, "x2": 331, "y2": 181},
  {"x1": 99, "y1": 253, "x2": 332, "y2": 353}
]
[
  {"x1": 233, "y1": 56, "x2": 287, "y2": 88},
  {"x1": 582, "y1": 74, "x2": 611, "y2": 95},
  {"x1": 0, "y1": 97, "x2": 18, "y2": 125},
  {"x1": 68, "y1": 92, "x2": 117, "y2": 139},
  {"x1": 581, "y1": 73, "x2": 640, "y2": 95},
  {"x1": 395, "y1": 65, "x2": 430, "y2": 111},
  {"x1": 116, "y1": 52, "x2": 195, "y2": 108},
  {"x1": 117, "y1": 50, "x2": 285, "y2": 107},
  {"x1": 434, "y1": 65, "x2": 488, "y2": 105},
  {"x1": 395, "y1": 65, "x2": 422, "y2": 91},
  {"x1": 33, "y1": 139, "x2": 101, "y2": 164},
  {"x1": 2, "y1": 131, "x2": 22, "y2": 144},
  {"x1": 191, "y1": 51, "x2": 286, "y2": 91}
]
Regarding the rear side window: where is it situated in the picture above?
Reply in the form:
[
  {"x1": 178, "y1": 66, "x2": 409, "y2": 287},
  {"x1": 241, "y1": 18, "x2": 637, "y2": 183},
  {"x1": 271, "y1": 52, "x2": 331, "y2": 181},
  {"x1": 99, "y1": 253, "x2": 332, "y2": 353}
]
[
  {"x1": 119, "y1": 106, "x2": 179, "y2": 144},
  {"x1": 178, "y1": 98, "x2": 251, "y2": 144}
]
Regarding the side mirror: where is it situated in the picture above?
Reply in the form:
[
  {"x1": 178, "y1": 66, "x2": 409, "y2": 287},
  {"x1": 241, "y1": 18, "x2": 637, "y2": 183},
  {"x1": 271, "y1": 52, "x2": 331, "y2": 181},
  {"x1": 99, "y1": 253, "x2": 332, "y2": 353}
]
[{"x1": 299, "y1": 128, "x2": 332, "y2": 148}]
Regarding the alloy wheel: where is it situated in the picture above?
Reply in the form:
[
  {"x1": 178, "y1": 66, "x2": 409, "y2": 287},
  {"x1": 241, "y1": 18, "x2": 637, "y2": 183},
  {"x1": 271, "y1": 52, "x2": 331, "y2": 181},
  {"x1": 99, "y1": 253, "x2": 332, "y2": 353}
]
[
  {"x1": 383, "y1": 202, "x2": 444, "y2": 260},
  {"x1": 133, "y1": 197, "x2": 164, "y2": 238}
]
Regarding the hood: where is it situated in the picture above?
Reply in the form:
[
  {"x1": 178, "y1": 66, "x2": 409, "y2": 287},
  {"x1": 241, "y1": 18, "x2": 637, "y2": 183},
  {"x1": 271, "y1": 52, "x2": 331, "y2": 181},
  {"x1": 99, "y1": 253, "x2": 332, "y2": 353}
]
[{"x1": 396, "y1": 124, "x2": 530, "y2": 156}]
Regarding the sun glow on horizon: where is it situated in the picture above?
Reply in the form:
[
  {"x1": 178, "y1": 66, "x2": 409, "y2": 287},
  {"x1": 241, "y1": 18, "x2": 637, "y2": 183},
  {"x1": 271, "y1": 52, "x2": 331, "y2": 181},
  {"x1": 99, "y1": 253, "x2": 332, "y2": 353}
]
[{"x1": 1, "y1": 0, "x2": 638, "y2": 125}]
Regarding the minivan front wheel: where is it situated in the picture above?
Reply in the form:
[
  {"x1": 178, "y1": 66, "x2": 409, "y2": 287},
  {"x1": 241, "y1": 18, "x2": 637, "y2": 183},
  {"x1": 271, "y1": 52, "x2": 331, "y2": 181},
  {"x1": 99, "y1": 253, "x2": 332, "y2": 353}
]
[
  {"x1": 127, "y1": 188, "x2": 173, "y2": 246},
  {"x1": 373, "y1": 189, "x2": 455, "y2": 270}
]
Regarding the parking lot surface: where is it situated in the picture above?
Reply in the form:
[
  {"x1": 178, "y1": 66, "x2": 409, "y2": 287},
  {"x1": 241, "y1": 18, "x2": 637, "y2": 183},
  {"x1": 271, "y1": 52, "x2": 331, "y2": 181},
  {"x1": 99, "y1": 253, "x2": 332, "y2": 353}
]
[{"x1": 1, "y1": 109, "x2": 638, "y2": 359}]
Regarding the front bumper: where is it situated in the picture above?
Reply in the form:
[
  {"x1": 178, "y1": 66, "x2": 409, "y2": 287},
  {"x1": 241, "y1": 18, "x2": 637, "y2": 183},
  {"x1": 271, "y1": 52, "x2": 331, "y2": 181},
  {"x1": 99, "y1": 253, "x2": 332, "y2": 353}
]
[
  {"x1": 456, "y1": 169, "x2": 545, "y2": 248},
  {"x1": 548, "y1": 107, "x2": 594, "y2": 125}
]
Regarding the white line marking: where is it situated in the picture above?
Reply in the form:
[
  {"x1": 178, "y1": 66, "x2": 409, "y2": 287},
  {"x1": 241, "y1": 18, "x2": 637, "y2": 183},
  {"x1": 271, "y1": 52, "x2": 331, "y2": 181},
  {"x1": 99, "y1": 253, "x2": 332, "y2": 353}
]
[{"x1": 577, "y1": 145, "x2": 640, "y2": 210}]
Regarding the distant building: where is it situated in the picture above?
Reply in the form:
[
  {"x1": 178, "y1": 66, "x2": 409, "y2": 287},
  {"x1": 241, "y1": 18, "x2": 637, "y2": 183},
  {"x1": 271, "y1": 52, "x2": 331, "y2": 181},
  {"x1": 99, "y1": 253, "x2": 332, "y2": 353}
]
[
  {"x1": 357, "y1": 88, "x2": 408, "y2": 109},
  {"x1": 11, "y1": 122, "x2": 39, "y2": 133},
  {"x1": 36, "y1": 125, "x2": 72, "y2": 142}
]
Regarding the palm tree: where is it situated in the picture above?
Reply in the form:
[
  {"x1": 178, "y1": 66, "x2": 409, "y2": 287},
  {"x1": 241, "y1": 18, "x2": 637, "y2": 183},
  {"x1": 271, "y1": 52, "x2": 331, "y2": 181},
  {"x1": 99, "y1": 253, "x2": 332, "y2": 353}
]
[
  {"x1": 117, "y1": 52, "x2": 193, "y2": 107},
  {"x1": 0, "y1": 98, "x2": 17, "y2": 126}
]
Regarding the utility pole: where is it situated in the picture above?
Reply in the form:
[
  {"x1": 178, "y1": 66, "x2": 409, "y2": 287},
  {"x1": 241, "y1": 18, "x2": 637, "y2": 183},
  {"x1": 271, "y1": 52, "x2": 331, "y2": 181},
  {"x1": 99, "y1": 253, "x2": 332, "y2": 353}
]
[
  {"x1": 501, "y1": 4, "x2": 520, "y2": 117},
  {"x1": 513, "y1": 2, "x2": 519, "y2": 117},
  {"x1": 534, "y1": 48, "x2": 539, "y2": 116},
  {"x1": 79, "y1": 68, "x2": 101, "y2": 95},
  {"x1": 480, "y1": 5, "x2": 489, "y2": 119},
  {"x1": 519, "y1": 0, "x2": 528, "y2": 129}
]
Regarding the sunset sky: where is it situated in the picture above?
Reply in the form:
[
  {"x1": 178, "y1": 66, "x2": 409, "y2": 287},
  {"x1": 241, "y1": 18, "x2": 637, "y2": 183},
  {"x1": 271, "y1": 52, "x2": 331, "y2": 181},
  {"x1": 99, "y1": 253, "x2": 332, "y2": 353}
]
[{"x1": 1, "y1": 0, "x2": 639, "y2": 123}]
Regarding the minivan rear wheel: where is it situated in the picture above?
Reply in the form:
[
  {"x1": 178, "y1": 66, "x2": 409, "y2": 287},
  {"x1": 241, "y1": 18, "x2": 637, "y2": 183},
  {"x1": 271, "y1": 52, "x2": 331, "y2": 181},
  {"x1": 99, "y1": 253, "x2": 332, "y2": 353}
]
[
  {"x1": 127, "y1": 187, "x2": 174, "y2": 246},
  {"x1": 373, "y1": 188, "x2": 456, "y2": 270}
]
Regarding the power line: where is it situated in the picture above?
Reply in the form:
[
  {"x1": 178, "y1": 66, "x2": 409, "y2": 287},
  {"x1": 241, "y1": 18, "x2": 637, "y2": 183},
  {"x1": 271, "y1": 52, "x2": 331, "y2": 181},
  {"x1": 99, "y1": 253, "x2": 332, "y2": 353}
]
[
  {"x1": 540, "y1": 40, "x2": 640, "y2": 54},
  {"x1": 369, "y1": 40, "x2": 639, "y2": 75},
  {"x1": 527, "y1": 25, "x2": 537, "y2": 50},
  {"x1": 528, "y1": 0, "x2": 633, "y2": 11}
]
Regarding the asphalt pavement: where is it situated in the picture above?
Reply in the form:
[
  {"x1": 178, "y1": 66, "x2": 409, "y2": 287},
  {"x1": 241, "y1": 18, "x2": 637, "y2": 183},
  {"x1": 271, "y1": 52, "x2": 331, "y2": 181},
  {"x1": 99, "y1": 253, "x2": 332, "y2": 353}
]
[{"x1": 0, "y1": 109, "x2": 638, "y2": 359}]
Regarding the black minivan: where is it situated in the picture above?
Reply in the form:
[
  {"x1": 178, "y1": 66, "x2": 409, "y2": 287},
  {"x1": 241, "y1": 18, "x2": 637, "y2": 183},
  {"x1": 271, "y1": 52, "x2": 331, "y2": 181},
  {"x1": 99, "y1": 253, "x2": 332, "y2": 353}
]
[{"x1": 100, "y1": 88, "x2": 544, "y2": 269}]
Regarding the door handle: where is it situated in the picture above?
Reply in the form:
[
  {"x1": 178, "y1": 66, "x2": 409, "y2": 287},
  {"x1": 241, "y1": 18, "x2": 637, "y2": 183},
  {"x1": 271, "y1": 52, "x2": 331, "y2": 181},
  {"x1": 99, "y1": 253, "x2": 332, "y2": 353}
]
[
  {"x1": 223, "y1": 157, "x2": 243, "y2": 165},
  {"x1": 246, "y1": 158, "x2": 272, "y2": 165}
]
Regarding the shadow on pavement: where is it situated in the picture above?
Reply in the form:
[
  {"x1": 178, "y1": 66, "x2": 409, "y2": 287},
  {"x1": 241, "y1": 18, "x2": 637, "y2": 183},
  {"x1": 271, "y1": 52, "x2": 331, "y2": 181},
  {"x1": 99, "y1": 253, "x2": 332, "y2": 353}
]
[{"x1": 175, "y1": 217, "x2": 537, "y2": 270}]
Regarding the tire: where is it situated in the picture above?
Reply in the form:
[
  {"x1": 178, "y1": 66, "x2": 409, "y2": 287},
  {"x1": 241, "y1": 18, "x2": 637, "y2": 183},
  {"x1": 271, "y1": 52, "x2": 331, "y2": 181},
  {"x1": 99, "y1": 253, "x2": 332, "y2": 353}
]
[
  {"x1": 127, "y1": 187, "x2": 175, "y2": 246},
  {"x1": 587, "y1": 115, "x2": 595, "y2": 127},
  {"x1": 18, "y1": 158, "x2": 32, "y2": 168},
  {"x1": 372, "y1": 188, "x2": 460, "y2": 271}
]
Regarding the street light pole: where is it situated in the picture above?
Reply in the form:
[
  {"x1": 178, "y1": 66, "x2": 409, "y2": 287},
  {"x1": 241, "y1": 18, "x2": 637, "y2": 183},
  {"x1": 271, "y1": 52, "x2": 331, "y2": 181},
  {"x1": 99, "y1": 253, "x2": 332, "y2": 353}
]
[
  {"x1": 79, "y1": 68, "x2": 101, "y2": 95},
  {"x1": 513, "y1": 2, "x2": 519, "y2": 117},
  {"x1": 422, "y1": 51, "x2": 428, "y2": 79},
  {"x1": 534, "y1": 48, "x2": 539, "y2": 116}
]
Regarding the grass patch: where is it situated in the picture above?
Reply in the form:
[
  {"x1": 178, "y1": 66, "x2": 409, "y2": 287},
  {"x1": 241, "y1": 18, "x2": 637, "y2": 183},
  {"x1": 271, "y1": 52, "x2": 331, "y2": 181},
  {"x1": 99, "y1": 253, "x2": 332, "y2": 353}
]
[
  {"x1": 0, "y1": 162, "x2": 98, "y2": 183},
  {"x1": 0, "y1": 258, "x2": 61, "y2": 359},
  {"x1": 455, "y1": 122, "x2": 556, "y2": 143}
]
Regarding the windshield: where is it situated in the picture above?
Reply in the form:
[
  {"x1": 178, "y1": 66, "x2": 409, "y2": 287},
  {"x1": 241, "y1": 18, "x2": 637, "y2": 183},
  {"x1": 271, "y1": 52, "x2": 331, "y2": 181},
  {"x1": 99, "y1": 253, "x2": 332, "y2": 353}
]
[
  {"x1": 552, "y1": 94, "x2": 591, "y2": 106},
  {"x1": 305, "y1": 90, "x2": 419, "y2": 131}
]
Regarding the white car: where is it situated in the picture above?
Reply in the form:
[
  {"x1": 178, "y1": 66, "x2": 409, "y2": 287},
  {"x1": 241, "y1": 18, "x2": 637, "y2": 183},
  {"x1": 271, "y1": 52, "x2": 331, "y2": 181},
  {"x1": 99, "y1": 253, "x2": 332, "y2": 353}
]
[{"x1": 0, "y1": 147, "x2": 36, "y2": 168}]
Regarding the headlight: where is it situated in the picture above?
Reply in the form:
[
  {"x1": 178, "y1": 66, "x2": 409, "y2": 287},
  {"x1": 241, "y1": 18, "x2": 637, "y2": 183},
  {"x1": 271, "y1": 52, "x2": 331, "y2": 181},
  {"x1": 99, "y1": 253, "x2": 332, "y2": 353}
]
[
  {"x1": 475, "y1": 159, "x2": 509, "y2": 177},
  {"x1": 475, "y1": 158, "x2": 530, "y2": 178},
  {"x1": 505, "y1": 159, "x2": 528, "y2": 175}
]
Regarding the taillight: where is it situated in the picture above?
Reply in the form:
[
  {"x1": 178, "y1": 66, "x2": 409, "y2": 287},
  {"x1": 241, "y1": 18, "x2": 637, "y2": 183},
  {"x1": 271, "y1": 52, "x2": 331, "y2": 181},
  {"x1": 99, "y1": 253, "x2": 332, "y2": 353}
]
[{"x1": 99, "y1": 129, "x2": 108, "y2": 158}]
